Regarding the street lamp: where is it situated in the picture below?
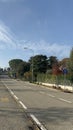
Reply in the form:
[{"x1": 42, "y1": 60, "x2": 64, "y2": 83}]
[{"x1": 24, "y1": 47, "x2": 34, "y2": 82}]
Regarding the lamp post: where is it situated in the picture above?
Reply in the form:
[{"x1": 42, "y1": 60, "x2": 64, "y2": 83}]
[{"x1": 24, "y1": 47, "x2": 34, "y2": 82}]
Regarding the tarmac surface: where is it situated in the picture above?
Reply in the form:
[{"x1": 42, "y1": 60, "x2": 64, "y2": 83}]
[
  {"x1": 1, "y1": 75, "x2": 73, "y2": 130},
  {"x1": 0, "y1": 80, "x2": 29, "y2": 130}
]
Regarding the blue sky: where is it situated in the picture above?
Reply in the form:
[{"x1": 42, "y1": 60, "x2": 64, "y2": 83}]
[{"x1": 0, "y1": 0, "x2": 73, "y2": 68}]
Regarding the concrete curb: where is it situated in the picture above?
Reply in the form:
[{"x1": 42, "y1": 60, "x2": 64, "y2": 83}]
[{"x1": 37, "y1": 82, "x2": 73, "y2": 93}]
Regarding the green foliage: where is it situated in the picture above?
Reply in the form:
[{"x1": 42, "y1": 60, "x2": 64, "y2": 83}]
[
  {"x1": 29, "y1": 54, "x2": 48, "y2": 74},
  {"x1": 8, "y1": 49, "x2": 73, "y2": 85},
  {"x1": 9, "y1": 59, "x2": 23, "y2": 72},
  {"x1": 47, "y1": 56, "x2": 58, "y2": 69},
  {"x1": 0, "y1": 68, "x2": 3, "y2": 74},
  {"x1": 17, "y1": 62, "x2": 30, "y2": 77},
  {"x1": 37, "y1": 73, "x2": 57, "y2": 83},
  {"x1": 37, "y1": 73, "x2": 71, "y2": 85},
  {"x1": 9, "y1": 59, "x2": 30, "y2": 78},
  {"x1": 67, "y1": 48, "x2": 73, "y2": 83},
  {"x1": 24, "y1": 71, "x2": 32, "y2": 81}
]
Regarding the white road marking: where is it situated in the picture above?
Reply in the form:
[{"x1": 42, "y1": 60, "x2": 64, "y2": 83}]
[
  {"x1": 30, "y1": 114, "x2": 47, "y2": 130},
  {"x1": 59, "y1": 98, "x2": 72, "y2": 104},
  {"x1": 40, "y1": 90, "x2": 72, "y2": 104},
  {"x1": 40, "y1": 91, "x2": 55, "y2": 98},
  {"x1": 23, "y1": 86, "x2": 31, "y2": 89},
  {"x1": 47, "y1": 94, "x2": 55, "y2": 98},
  {"x1": 19, "y1": 101, "x2": 27, "y2": 110},
  {"x1": 40, "y1": 91, "x2": 45, "y2": 94},
  {"x1": 10, "y1": 91, "x2": 14, "y2": 95},
  {"x1": 13, "y1": 95, "x2": 19, "y2": 100}
]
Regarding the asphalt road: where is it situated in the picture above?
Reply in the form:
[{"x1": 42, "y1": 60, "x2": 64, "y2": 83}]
[
  {"x1": 0, "y1": 76, "x2": 29, "y2": 130},
  {"x1": 1, "y1": 75, "x2": 73, "y2": 130}
]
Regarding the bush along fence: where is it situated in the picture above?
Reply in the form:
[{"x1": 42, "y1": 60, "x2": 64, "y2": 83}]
[{"x1": 37, "y1": 73, "x2": 73, "y2": 86}]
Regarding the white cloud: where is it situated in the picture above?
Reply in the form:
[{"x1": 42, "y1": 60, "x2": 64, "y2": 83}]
[
  {"x1": 0, "y1": 21, "x2": 72, "y2": 60},
  {"x1": 0, "y1": 22, "x2": 32, "y2": 50},
  {"x1": 0, "y1": 21, "x2": 17, "y2": 48},
  {"x1": 26, "y1": 40, "x2": 72, "y2": 59}
]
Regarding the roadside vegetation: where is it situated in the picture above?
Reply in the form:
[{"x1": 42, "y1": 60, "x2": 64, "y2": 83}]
[{"x1": 8, "y1": 48, "x2": 73, "y2": 86}]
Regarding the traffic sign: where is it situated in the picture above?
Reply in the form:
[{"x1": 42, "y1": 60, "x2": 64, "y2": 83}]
[{"x1": 62, "y1": 68, "x2": 68, "y2": 74}]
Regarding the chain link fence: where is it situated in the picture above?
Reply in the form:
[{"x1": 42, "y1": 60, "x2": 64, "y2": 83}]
[{"x1": 37, "y1": 73, "x2": 73, "y2": 86}]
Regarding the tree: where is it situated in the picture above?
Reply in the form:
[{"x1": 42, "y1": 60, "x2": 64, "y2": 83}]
[
  {"x1": 29, "y1": 55, "x2": 48, "y2": 74},
  {"x1": 59, "y1": 58, "x2": 69, "y2": 68},
  {"x1": 47, "y1": 56, "x2": 58, "y2": 69},
  {"x1": 0, "y1": 68, "x2": 3, "y2": 74},
  {"x1": 68, "y1": 48, "x2": 73, "y2": 82},
  {"x1": 9, "y1": 59, "x2": 23, "y2": 78},
  {"x1": 9, "y1": 59, "x2": 23, "y2": 71},
  {"x1": 52, "y1": 63, "x2": 62, "y2": 75},
  {"x1": 17, "y1": 62, "x2": 30, "y2": 77}
]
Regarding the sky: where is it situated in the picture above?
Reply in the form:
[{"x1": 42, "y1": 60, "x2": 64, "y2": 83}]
[{"x1": 0, "y1": 0, "x2": 73, "y2": 68}]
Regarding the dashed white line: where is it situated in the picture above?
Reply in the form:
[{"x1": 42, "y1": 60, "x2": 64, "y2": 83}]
[
  {"x1": 40, "y1": 90, "x2": 72, "y2": 104},
  {"x1": 40, "y1": 91, "x2": 45, "y2": 94},
  {"x1": 30, "y1": 114, "x2": 41, "y2": 125},
  {"x1": 59, "y1": 98, "x2": 72, "y2": 104},
  {"x1": 19, "y1": 101, "x2": 27, "y2": 110},
  {"x1": 47, "y1": 94, "x2": 55, "y2": 98},
  {"x1": 30, "y1": 114, "x2": 47, "y2": 130},
  {"x1": 13, "y1": 95, "x2": 19, "y2": 100},
  {"x1": 24, "y1": 86, "x2": 31, "y2": 88},
  {"x1": 10, "y1": 91, "x2": 14, "y2": 95},
  {"x1": 40, "y1": 91, "x2": 55, "y2": 98}
]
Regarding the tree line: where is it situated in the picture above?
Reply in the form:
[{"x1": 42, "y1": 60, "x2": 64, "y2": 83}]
[{"x1": 8, "y1": 48, "x2": 73, "y2": 83}]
